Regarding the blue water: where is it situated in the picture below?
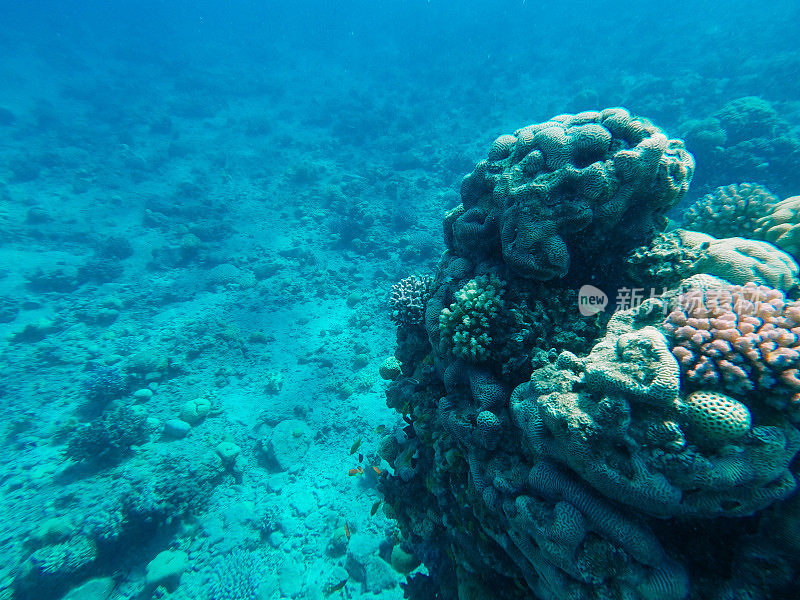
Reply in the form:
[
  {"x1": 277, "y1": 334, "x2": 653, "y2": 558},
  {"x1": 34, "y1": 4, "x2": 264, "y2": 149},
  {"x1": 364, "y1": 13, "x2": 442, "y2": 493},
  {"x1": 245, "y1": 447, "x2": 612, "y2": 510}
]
[{"x1": 1, "y1": 1, "x2": 800, "y2": 599}]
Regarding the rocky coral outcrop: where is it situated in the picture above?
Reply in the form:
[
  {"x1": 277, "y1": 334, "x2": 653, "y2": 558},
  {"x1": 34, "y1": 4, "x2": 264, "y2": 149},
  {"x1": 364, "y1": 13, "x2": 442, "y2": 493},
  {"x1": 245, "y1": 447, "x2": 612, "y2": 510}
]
[{"x1": 449, "y1": 108, "x2": 694, "y2": 280}]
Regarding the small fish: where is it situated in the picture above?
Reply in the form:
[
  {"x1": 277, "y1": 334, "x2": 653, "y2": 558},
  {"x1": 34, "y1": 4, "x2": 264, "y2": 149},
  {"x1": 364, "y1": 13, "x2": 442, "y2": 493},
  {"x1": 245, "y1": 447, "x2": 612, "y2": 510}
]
[
  {"x1": 344, "y1": 522, "x2": 351, "y2": 540},
  {"x1": 370, "y1": 500, "x2": 382, "y2": 516},
  {"x1": 325, "y1": 578, "x2": 347, "y2": 595},
  {"x1": 374, "y1": 424, "x2": 386, "y2": 434},
  {"x1": 348, "y1": 468, "x2": 360, "y2": 476},
  {"x1": 358, "y1": 453, "x2": 363, "y2": 463},
  {"x1": 350, "y1": 438, "x2": 362, "y2": 455},
  {"x1": 372, "y1": 466, "x2": 382, "y2": 476}
]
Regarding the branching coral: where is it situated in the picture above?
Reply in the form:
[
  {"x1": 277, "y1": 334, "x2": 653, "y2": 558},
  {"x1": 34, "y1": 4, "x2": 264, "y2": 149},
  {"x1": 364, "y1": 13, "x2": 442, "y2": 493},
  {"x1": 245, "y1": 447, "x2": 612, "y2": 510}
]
[
  {"x1": 390, "y1": 274, "x2": 434, "y2": 327},
  {"x1": 663, "y1": 280, "x2": 800, "y2": 418},
  {"x1": 438, "y1": 274, "x2": 505, "y2": 362}
]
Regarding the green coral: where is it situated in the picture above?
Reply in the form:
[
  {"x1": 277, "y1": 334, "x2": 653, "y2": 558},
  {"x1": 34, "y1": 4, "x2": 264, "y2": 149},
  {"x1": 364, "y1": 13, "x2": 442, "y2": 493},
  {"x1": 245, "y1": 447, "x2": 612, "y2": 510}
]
[
  {"x1": 439, "y1": 274, "x2": 505, "y2": 362},
  {"x1": 626, "y1": 231, "x2": 704, "y2": 289}
]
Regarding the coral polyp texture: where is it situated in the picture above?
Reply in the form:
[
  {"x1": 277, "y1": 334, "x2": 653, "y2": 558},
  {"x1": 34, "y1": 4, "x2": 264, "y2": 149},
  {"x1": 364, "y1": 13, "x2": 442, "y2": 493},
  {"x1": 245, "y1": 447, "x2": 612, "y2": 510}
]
[
  {"x1": 676, "y1": 230, "x2": 800, "y2": 290},
  {"x1": 438, "y1": 273, "x2": 505, "y2": 361},
  {"x1": 379, "y1": 109, "x2": 800, "y2": 600},
  {"x1": 449, "y1": 107, "x2": 695, "y2": 280},
  {"x1": 389, "y1": 274, "x2": 433, "y2": 326},
  {"x1": 663, "y1": 280, "x2": 800, "y2": 418},
  {"x1": 682, "y1": 182, "x2": 778, "y2": 239},
  {"x1": 681, "y1": 390, "x2": 752, "y2": 444}
]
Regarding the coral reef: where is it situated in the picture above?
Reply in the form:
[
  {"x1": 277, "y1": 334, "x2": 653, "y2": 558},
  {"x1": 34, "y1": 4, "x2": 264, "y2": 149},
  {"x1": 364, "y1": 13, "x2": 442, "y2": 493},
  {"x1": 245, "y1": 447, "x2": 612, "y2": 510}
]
[
  {"x1": 66, "y1": 406, "x2": 149, "y2": 465},
  {"x1": 379, "y1": 110, "x2": 800, "y2": 600},
  {"x1": 627, "y1": 229, "x2": 800, "y2": 291},
  {"x1": 449, "y1": 108, "x2": 694, "y2": 281},
  {"x1": 208, "y1": 549, "x2": 271, "y2": 600},
  {"x1": 681, "y1": 97, "x2": 800, "y2": 196}
]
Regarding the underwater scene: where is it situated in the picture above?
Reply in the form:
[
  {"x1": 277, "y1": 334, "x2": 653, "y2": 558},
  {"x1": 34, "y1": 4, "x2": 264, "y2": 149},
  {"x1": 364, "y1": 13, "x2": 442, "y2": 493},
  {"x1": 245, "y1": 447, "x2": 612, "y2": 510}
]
[{"x1": 2, "y1": 1, "x2": 800, "y2": 599}]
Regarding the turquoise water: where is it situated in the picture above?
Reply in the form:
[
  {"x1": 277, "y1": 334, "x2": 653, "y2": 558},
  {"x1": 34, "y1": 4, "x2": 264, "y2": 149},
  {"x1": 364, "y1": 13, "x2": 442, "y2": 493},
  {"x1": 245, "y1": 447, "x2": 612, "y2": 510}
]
[{"x1": 1, "y1": 1, "x2": 800, "y2": 599}]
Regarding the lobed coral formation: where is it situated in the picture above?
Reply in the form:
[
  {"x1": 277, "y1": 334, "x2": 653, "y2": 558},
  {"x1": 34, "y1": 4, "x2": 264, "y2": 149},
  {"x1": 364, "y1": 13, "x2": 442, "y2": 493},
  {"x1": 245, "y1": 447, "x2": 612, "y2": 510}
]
[
  {"x1": 390, "y1": 274, "x2": 433, "y2": 327},
  {"x1": 663, "y1": 280, "x2": 800, "y2": 418},
  {"x1": 449, "y1": 108, "x2": 694, "y2": 280},
  {"x1": 755, "y1": 195, "x2": 800, "y2": 260},
  {"x1": 677, "y1": 230, "x2": 800, "y2": 290},
  {"x1": 682, "y1": 182, "x2": 778, "y2": 239}
]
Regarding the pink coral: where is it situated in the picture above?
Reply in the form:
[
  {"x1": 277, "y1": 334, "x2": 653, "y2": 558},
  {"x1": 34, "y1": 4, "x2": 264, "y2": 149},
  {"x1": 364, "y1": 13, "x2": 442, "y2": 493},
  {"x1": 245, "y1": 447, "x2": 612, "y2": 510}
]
[
  {"x1": 663, "y1": 282, "x2": 800, "y2": 418},
  {"x1": 389, "y1": 275, "x2": 433, "y2": 326}
]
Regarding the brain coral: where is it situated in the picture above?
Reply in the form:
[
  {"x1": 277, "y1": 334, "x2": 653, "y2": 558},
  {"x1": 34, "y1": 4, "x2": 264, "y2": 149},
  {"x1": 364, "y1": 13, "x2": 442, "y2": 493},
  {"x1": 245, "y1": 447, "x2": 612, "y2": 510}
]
[
  {"x1": 677, "y1": 230, "x2": 800, "y2": 291},
  {"x1": 449, "y1": 108, "x2": 694, "y2": 280},
  {"x1": 682, "y1": 182, "x2": 778, "y2": 239},
  {"x1": 627, "y1": 229, "x2": 800, "y2": 292},
  {"x1": 663, "y1": 280, "x2": 800, "y2": 418},
  {"x1": 715, "y1": 96, "x2": 782, "y2": 146},
  {"x1": 755, "y1": 196, "x2": 800, "y2": 260}
]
